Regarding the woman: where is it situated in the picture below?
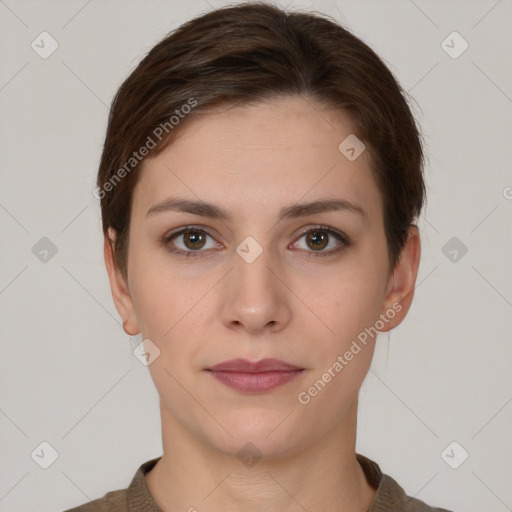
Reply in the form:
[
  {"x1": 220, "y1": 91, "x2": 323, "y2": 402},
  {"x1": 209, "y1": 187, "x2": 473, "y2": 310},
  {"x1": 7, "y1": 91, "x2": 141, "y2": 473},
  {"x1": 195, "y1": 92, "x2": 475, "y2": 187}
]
[{"x1": 66, "y1": 2, "x2": 452, "y2": 511}]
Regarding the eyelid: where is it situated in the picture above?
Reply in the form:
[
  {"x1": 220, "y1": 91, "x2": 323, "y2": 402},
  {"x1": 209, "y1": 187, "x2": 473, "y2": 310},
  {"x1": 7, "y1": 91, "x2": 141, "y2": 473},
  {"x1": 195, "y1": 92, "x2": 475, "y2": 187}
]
[
  {"x1": 162, "y1": 224, "x2": 350, "y2": 257},
  {"x1": 293, "y1": 224, "x2": 350, "y2": 245},
  {"x1": 162, "y1": 225, "x2": 220, "y2": 255},
  {"x1": 290, "y1": 224, "x2": 350, "y2": 257}
]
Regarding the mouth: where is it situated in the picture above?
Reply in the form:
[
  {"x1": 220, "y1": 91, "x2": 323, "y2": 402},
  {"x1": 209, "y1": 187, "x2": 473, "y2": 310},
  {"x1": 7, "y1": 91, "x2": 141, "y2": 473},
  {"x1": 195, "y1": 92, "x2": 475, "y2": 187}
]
[{"x1": 205, "y1": 358, "x2": 305, "y2": 393}]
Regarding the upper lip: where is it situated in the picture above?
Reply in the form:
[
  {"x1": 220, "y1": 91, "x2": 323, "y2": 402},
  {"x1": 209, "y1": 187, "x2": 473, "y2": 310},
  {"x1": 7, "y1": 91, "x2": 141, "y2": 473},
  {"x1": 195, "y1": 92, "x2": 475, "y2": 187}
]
[{"x1": 207, "y1": 358, "x2": 303, "y2": 372}]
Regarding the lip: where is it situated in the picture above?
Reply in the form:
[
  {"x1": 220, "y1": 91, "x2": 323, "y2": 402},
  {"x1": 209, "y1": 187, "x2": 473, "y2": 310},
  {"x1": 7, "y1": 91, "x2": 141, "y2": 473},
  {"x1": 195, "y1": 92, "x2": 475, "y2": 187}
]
[
  {"x1": 208, "y1": 358, "x2": 302, "y2": 372},
  {"x1": 206, "y1": 358, "x2": 304, "y2": 393}
]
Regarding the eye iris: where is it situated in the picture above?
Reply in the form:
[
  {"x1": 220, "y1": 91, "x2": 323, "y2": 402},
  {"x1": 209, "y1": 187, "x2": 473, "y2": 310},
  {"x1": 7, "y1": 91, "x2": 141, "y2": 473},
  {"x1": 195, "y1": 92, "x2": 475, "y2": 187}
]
[
  {"x1": 306, "y1": 230, "x2": 328, "y2": 250},
  {"x1": 184, "y1": 230, "x2": 206, "y2": 250},
  {"x1": 176, "y1": 229, "x2": 335, "y2": 252}
]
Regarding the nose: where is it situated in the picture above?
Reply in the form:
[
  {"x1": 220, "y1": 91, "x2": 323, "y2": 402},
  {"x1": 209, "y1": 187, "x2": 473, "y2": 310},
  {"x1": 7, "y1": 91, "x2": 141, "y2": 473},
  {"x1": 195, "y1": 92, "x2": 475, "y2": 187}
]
[{"x1": 221, "y1": 242, "x2": 291, "y2": 336}]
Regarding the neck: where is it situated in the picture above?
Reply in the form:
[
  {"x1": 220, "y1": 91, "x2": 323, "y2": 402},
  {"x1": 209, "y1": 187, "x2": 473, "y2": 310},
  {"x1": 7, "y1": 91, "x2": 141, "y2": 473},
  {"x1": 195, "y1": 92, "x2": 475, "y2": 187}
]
[{"x1": 145, "y1": 400, "x2": 376, "y2": 512}]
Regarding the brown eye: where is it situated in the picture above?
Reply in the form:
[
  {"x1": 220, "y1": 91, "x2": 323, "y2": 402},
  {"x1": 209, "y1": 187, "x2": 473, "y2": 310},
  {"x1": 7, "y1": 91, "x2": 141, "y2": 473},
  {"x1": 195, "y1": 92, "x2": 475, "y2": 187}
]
[
  {"x1": 305, "y1": 230, "x2": 329, "y2": 251},
  {"x1": 163, "y1": 227, "x2": 218, "y2": 257},
  {"x1": 182, "y1": 230, "x2": 207, "y2": 250},
  {"x1": 293, "y1": 226, "x2": 349, "y2": 257}
]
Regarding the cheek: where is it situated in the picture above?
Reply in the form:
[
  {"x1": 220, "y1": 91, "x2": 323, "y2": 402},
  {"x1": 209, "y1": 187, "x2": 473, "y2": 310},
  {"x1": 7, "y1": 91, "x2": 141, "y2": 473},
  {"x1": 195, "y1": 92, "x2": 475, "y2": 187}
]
[
  {"x1": 129, "y1": 223, "x2": 388, "y2": 354},
  {"x1": 309, "y1": 262, "x2": 387, "y2": 341},
  {"x1": 294, "y1": 275, "x2": 382, "y2": 422},
  {"x1": 128, "y1": 253, "x2": 216, "y2": 374},
  {"x1": 128, "y1": 240, "x2": 191, "y2": 330},
  {"x1": 132, "y1": 276, "x2": 198, "y2": 343}
]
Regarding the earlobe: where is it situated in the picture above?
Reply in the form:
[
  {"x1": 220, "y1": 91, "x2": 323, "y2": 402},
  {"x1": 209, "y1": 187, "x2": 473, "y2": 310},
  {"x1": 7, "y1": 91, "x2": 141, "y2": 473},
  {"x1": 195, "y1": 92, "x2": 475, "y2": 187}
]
[
  {"x1": 103, "y1": 228, "x2": 140, "y2": 336},
  {"x1": 379, "y1": 226, "x2": 421, "y2": 333}
]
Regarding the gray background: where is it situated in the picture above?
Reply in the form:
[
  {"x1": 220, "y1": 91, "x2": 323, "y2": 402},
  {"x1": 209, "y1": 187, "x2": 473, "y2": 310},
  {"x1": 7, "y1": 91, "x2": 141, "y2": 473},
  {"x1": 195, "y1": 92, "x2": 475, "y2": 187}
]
[{"x1": 0, "y1": 0, "x2": 511, "y2": 511}]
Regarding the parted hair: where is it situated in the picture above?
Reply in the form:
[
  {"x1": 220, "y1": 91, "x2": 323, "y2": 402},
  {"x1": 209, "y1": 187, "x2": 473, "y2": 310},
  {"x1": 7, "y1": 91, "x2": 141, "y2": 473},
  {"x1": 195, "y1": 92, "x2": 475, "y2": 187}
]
[{"x1": 97, "y1": 1, "x2": 425, "y2": 281}]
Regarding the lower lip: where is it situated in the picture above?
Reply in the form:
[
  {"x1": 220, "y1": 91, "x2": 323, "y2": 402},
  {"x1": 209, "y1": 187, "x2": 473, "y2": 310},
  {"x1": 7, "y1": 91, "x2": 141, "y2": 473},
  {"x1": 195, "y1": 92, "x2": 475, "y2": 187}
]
[{"x1": 207, "y1": 370, "x2": 303, "y2": 392}]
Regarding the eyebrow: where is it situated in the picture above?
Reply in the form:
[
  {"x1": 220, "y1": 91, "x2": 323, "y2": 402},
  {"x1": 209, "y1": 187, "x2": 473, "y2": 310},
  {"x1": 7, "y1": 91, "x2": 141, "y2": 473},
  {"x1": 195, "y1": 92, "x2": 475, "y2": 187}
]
[{"x1": 146, "y1": 197, "x2": 368, "y2": 224}]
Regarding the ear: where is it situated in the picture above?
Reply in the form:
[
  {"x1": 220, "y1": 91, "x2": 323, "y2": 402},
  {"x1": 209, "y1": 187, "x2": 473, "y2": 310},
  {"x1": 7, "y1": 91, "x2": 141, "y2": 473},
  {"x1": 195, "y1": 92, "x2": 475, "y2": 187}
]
[
  {"x1": 104, "y1": 228, "x2": 140, "y2": 336},
  {"x1": 379, "y1": 225, "x2": 421, "y2": 332}
]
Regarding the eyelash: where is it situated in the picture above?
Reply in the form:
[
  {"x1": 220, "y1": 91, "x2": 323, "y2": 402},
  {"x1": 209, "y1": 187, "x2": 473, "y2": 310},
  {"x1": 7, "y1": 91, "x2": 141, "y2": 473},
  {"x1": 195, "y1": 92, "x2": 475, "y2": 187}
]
[{"x1": 161, "y1": 225, "x2": 351, "y2": 259}]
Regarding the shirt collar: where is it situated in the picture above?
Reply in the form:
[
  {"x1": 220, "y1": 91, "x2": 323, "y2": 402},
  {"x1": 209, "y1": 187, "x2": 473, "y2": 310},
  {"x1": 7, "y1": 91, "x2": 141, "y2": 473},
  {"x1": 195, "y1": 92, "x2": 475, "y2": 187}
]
[{"x1": 127, "y1": 453, "x2": 406, "y2": 511}]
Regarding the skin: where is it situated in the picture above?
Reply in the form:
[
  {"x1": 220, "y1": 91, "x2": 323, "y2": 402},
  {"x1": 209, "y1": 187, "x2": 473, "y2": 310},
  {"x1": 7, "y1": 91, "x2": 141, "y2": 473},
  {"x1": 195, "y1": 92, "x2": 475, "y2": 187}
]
[{"x1": 104, "y1": 94, "x2": 421, "y2": 512}]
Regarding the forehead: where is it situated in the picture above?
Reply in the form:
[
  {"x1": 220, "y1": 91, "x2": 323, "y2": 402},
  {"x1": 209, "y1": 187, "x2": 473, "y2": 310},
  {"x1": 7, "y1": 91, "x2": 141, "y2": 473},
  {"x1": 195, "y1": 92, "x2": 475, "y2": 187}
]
[{"x1": 132, "y1": 95, "x2": 382, "y2": 222}]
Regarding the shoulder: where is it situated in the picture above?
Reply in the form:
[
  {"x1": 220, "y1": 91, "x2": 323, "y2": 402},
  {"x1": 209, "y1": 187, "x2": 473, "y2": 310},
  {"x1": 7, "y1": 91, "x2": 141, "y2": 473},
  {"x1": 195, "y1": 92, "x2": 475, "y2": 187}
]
[
  {"x1": 356, "y1": 454, "x2": 453, "y2": 512},
  {"x1": 378, "y1": 474, "x2": 453, "y2": 512},
  {"x1": 62, "y1": 488, "x2": 128, "y2": 512},
  {"x1": 61, "y1": 457, "x2": 161, "y2": 512}
]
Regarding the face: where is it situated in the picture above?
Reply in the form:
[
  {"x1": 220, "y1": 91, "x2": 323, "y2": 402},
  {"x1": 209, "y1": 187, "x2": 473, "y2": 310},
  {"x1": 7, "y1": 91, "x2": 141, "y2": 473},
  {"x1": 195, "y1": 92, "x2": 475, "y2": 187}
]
[{"x1": 105, "y1": 95, "x2": 420, "y2": 459}]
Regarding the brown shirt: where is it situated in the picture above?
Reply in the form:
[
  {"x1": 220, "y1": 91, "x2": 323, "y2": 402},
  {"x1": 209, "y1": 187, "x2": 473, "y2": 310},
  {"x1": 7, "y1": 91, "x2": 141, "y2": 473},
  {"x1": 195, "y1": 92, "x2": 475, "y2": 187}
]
[{"x1": 63, "y1": 453, "x2": 453, "y2": 511}]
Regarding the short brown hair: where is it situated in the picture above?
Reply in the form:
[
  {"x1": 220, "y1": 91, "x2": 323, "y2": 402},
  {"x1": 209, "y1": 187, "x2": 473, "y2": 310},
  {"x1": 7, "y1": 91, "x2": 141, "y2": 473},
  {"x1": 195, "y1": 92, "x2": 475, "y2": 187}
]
[{"x1": 97, "y1": 1, "x2": 425, "y2": 281}]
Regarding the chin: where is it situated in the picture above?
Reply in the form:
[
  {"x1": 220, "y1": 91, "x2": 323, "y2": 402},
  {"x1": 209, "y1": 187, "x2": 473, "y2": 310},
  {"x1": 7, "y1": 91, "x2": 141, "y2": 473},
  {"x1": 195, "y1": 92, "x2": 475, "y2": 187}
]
[{"x1": 204, "y1": 409, "x2": 306, "y2": 461}]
